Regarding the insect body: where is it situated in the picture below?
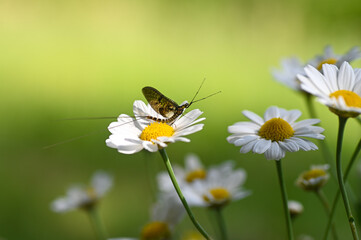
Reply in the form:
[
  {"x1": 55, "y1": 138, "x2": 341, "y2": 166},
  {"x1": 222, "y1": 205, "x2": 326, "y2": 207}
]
[{"x1": 142, "y1": 86, "x2": 189, "y2": 124}]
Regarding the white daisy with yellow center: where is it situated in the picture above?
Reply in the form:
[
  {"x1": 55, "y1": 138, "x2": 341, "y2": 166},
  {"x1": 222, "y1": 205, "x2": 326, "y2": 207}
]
[
  {"x1": 51, "y1": 171, "x2": 113, "y2": 212},
  {"x1": 298, "y1": 62, "x2": 361, "y2": 118},
  {"x1": 296, "y1": 164, "x2": 330, "y2": 191},
  {"x1": 308, "y1": 46, "x2": 361, "y2": 71},
  {"x1": 227, "y1": 106, "x2": 325, "y2": 160},
  {"x1": 183, "y1": 161, "x2": 250, "y2": 208},
  {"x1": 106, "y1": 100, "x2": 205, "y2": 154},
  {"x1": 157, "y1": 153, "x2": 207, "y2": 193}
]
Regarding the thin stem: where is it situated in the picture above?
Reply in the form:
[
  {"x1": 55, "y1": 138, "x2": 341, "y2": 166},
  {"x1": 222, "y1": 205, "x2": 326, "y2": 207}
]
[
  {"x1": 304, "y1": 95, "x2": 334, "y2": 176},
  {"x1": 159, "y1": 148, "x2": 213, "y2": 240},
  {"x1": 316, "y1": 190, "x2": 338, "y2": 240},
  {"x1": 214, "y1": 208, "x2": 228, "y2": 240},
  {"x1": 87, "y1": 207, "x2": 107, "y2": 240},
  {"x1": 356, "y1": 116, "x2": 361, "y2": 125},
  {"x1": 335, "y1": 117, "x2": 358, "y2": 240},
  {"x1": 275, "y1": 160, "x2": 294, "y2": 240},
  {"x1": 323, "y1": 138, "x2": 361, "y2": 240}
]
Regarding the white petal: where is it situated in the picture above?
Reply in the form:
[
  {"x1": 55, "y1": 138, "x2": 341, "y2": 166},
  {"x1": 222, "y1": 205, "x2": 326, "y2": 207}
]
[
  {"x1": 292, "y1": 119, "x2": 320, "y2": 130},
  {"x1": 252, "y1": 139, "x2": 272, "y2": 154},
  {"x1": 239, "y1": 140, "x2": 257, "y2": 153},
  {"x1": 142, "y1": 141, "x2": 159, "y2": 152},
  {"x1": 228, "y1": 122, "x2": 259, "y2": 134},
  {"x1": 173, "y1": 124, "x2": 204, "y2": 137},
  {"x1": 242, "y1": 110, "x2": 264, "y2": 125},
  {"x1": 289, "y1": 137, "x2": 312, "y2": 151},
  {"x1": 51, "y1": 198, "x2": 73, "y2": 212},
  {"x1": 174, "y1": 109, "x2": 203, "y2": 128},
  {"x1": 234, "y1": 135, "x2": 259, "y2": 146},
  {"x1": 264, "y1": 142, "x2": 285, "y2": 160},
  {"x1": 304, "y1": 65, "x2": 332, "y2": 94},
  {"x1": 322, "y1": 64, "x2": 339, "y2": 91},
  {"x1": 282, "y1": 110, "x2": 301, "y2": 123},
  {"x1": 264, "y1": 106, "x2": 280, "y2": 121},
  {"x1": 337, "y1": 62, "x2": 355, "y2": 90},
  {"x1": 185, "y1": 154, "x2": 203, "y2": 170},
  {"x1": 278, "y1": 139, "x2": 299, "y2": 152},
  {"x1": 92, "y1": 171, "x2": 113, "y2": 197}
]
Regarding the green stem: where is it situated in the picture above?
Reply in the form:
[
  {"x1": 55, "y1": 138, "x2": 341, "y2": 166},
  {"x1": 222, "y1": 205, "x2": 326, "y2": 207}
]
[
  {"x1": 87, "y1": 207, "x2": 107, "y2": 240},
  {"x1": 335, "y1": 117, "x2": 358, "y2": 240},
  {"x1": 304, "y1": 95, "x2": 334, "y2": 176},
  {"x1": 316, "y1": 190, "x2": 338, "y2": 240},
  {"x1": 275, "y1": 160, "x2": 294, "y2": 240},
  {"x1": 214, "y1": 208, "x2": 228, "y2": 240},
  {"x1": 356, "y1": 116, "x2": 361, "y2": 125},
  {"x1": 323, "y1": 138, "x2": 361, "y2": 240},
  {"x1": 159, "y1": 148, "x2": 213, "y2": 240}
]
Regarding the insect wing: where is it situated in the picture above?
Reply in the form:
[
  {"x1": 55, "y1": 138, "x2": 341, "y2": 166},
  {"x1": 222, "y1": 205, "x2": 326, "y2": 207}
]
[{"x1": 142, "y1": 86, "x2": 179, "y2": 118}]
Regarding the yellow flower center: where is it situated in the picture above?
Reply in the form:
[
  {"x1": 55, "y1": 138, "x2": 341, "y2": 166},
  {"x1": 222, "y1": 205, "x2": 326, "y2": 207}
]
[
  {"x1": 140, "y1": 122, "x2": 175, "y2": 143},
  {"x1": 203, "y1": 188, "x2": 230, "y2": 203},
  {"x1": 181, "y1": 231, "x2": 205, "y2": 240},
  {"x1": 141, "y1": 221, "x2": 171, "y2": 240},
  {"x1": 302, "y1": 169, "x2": 327, "y2": 180},
  {"x1": 329, "y1": 90, "x2": 361, "y2": 108},
  {"x1": 185, "y1": 169, "x2": 207, "y2": 183},
  {"x1": 317, "y1": 58, "x2": 337, "y2": 70},
  {"x1": 297, "y1": 167, "x2": 329, "y2": 191},
  {"x1": 258, "y1": 118, "x2": 294, "y2": 142}
]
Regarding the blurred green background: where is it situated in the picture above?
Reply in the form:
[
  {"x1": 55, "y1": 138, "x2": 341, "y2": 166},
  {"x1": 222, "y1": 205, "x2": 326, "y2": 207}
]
[{"x1": 1, "y1": 0, "x2": 361, "y2": 239}]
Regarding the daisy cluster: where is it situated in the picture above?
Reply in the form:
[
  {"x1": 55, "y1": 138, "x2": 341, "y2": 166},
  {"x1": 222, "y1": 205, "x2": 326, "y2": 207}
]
[{"x1": 157, "y1": 154, "x2": 250, "y2": 209}]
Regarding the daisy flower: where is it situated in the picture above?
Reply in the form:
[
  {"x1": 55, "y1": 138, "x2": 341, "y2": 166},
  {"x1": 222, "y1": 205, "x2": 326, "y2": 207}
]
[
  {"x1": 51, "y1": 171, "x2": 113, "y2": 212},
  {"x1": 227, "y1": 106, "x2": 325, "y2": 160},
  {"x1": 106, "y1": 100, "x2": 205, "y2": 154},
  {"x1": 296, "y1": 164, "x2": 330, "y2": 191},
  {"x1": 298, "y1": 62, "x2": 361, "y2": 118},
  {"x1": 184, "y1": 161, "x2": 250, "y2": 208},
  {"x1": 272, "y1": 57, "x2": 306, "y2": 91},
  {"x1": 308, "y1": 46, "x2": 361, "y2": 71},
  {"x1": 157, "y1": 153, "x2": 206, "y2": 193},
  {"x1": 108, "y1": 195, "x2": 185, "y2": 240}
]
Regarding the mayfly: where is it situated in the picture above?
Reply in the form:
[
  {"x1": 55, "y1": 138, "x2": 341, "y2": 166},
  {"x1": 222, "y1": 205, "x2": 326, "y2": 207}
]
[
  {"x1": 44, "y1": 80, "x2": 220, "y2": 149},
  {"x1": 142, "y1": 81, "x2": 221, "y2": 124}
]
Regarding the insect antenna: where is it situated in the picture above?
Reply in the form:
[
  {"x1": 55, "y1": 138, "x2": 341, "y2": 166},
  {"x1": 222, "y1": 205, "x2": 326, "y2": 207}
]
[
  {"x1": 188, "y1": 78, "x2": 206, "y2": 108},
  {"x1": 187, "y1": 79, "x2": 221, "y2": 108},
  {"x1": 189, "y1": 90, "x2": 222, "y2": 105}
]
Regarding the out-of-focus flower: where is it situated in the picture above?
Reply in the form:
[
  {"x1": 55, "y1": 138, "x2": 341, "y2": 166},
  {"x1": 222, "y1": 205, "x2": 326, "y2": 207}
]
[
  {"x1": 51, "y1": 171, "x2": 113, "y2": 212},
  {"x1": 227, "y1": 106, "x2": 325, "y2": 160},
  {"x1": 288, "y1": 200, "x2": 304, "y2": 219},
  {"x1": 157, "y1": 153, "x2": 206, "y2": 193},
  {"x1": 108, "y1": 195, "x2": 185, "y2": 240},
  {"x1": 106, "y1": 100, "x2": 205, "y2": 154},
  {"x1": 184, "y1": 161, "x2": 250, "y2": 208},
  {"x1": 298, "y1": 62, "x2": 361, "y2": 118},
  {"x1": 272, "y1": 46, "x2": 361, "y2": 93},
  {"x1": 272, "y1": 57, "x2": 306, "y2": 91},
  {"x1": 296, "y1": 164, "x2": 330, "y2": 191},
  {"x1": 308, "y1": 46, "x2": 361, "y2": 71}
]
